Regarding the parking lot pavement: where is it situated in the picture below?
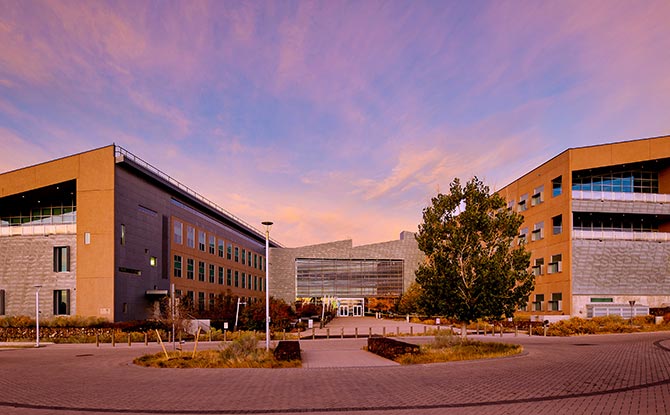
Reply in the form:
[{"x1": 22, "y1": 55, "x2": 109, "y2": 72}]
[{"x1": 1, "y1": 330, "x2": 670, "y2": 414}]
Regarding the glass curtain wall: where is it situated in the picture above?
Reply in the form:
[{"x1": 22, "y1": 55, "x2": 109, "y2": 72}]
[{"x1": 296, "y1": 258, "x2": 403, "y2": 298}]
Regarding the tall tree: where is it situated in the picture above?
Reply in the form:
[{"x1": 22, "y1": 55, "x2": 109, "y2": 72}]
[{"x1": 415, "y1": 177, "x2": 533, "y2": 334}]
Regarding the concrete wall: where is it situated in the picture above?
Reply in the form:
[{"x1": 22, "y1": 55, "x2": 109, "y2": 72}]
[
  {"x1": 0, "y1": 234, "x2": 76, "y2": 317},
  {"x1": 269, "y1": 232, "x2": 424, "y2": 304}
]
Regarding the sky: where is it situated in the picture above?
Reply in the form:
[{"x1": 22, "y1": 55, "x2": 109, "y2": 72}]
[{"x1": 1, "y1": 0, "x2": 670, "y2": 247}]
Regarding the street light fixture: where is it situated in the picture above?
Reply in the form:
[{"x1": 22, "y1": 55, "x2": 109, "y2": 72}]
[
  {"x1": 34, "y1": 285, "x2": 42, "y2": 348},
  {"x1": 262, "y1": 221, "x2": 273, "y2": 351}
]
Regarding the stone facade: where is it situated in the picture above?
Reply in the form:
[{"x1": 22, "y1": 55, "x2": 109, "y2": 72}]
[
  {"x1": 0, "y1": 233, "x2": 76, "y2": 317},
  {"x1": 269, "y1": 231, "x2": 425, "y2": 304}
]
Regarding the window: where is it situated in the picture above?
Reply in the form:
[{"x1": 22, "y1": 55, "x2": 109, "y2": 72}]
[
  {"x1": 218, "y1": 266, "x2": 224, "y2": 285},
  {"x1": 234, "y1": 247, "x2": 239, "y2": 262},
  {"x1": 198, "y1": 292, "x2": 205, "y2": 312},
  {"x1": 199, "y1": 231, "x2": 206, "y2": 251},
  {"x1": 53, "y1": 289, "x2": 70, "y2": 315},
  {"x1": 175, "y1": 289, "x2": 182, "y2": 298},
  {"x1": 187, "y1": 226, "x2": 195, "y2": 248},
  {"x1": 227, "y1": 269, "x2": 232, "y2": 285},
  {"x1": 120, "y1": 224, "x2": 126, "y2": 245},
  {"x1": 174, "y1": 221, "x2": 183, "y2": 245},
  {"x1": 532, "y1": 294, "x2": 544, "y2": 312},
  {"x1": 209, "y1": 264, "x2": 215, "y2": 283},
  {"x1": 552, "y1": 176, "x2": 562, "y2": 197},
  {"x1": 253, "y1": 276, "x2": 258, "y2": 291},
  {"x1": 218, "y1": 239, "x2": 224, "y2": 257},
  {"x1": 259, "y1": 277, "x2": 263, "y2": 292},
  {"x1": 186, "y1": 291, "x2": 195, "y2": 308},
  {"x1": 590, "y1": 297, "x2": 613, "y2": 303},
  {"x1": 248, "y1": 274, "x2": 252, "y2": 289},
  {"x1": 254, "y1": 254, "x2": 258, "y2": 269},
  {"x1": 518, "y1": 227, "x2": 528, "y2": 245},
  {"x1": 518, "y1": 194, "x2": 528, "y2": 212},
  {"x1": 234, "y1": 271, "x2": 239, "y2": 287},
  {"x1": 531, "y1": 185, "x2": 544, "y2": 206},
  {"x1": 174, "y1": 255, "x2": 182, "y2": 278},
  {"x1": 241, "y1": 272, "x2": 246, "y2": 288},
  {"x1": 150, "y1": 256, "x2": 157, "y2": 267},
  {"x1": 507, "y1": 200, "x2": 515, "y2": 211},
  {"x1": 241, "y1": 249, "x2": 246, "y2": 265},
  {"x1": 209, "y1": 293, "x2": 215, "y2": 310},
  {"x1": 0, "y1": 289, "x2": 5, "y2": 315},
  {"x1": 532, "y1": 258, "x2": 544, "y2": 276},
  {"x1": 550, "y1": 293, "x2": 562, "y2": 311},
  {"x1": 259, "y1": 256, "x2": 264, "y2": 272},
  {"x1": 227, "y1": 244, "x2": 232, "y2": 260},
  {"x1": 548, "y1": 254, "x2": 562, "y2": 274},
  {"x1": 209, "y1": 235, "x2": 216, "y2": 255},
  {"x1": 531, "y1": 222, "x2": 544, "y2": 241},
  {"x1": 53, "y1": 246, "x2": 70, "y2": 272},
  {"x1": 552, "y1": 215, "x2": 563, "y2": 235},
  {"x1": 198, "y1": 261, "x2": 205, "y2": 282},
  {"x1": 187, "y1": 258, "x2": 194, "y2": 279},
  {"x1": 248, "y1": 252, "x2": 252, "y2": 266}
]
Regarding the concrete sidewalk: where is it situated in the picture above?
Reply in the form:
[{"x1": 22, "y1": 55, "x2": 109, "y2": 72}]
[
  {"x1": 300, "y1": 316, "x2": 435, "y2": 339},
  {"x1": 300, "y1": 338, "x2": 399, "y2": 368}
]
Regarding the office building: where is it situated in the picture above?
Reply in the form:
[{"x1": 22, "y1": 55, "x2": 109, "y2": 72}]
[
  {"x1": 0, "y1": 145, "x2": 277, "y2": 322},
  {"x1": 498, "y1": 135, "x2": 670, "y2": 318}
]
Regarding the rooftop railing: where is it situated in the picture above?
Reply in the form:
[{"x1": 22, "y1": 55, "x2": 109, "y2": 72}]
[
  {"x1": 572, "y1": 190, "x2": 670, "y2": 203},
  {"x1": 114, "y1": 145, "x2": 281, "y2": 246}
]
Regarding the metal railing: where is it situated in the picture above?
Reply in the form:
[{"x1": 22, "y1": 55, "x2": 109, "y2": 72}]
[
  {"x1": 572, "y1": 229, "x2": 670, "y2": 242},
  {"x1": 114, "y1": 145, "x2": 281, "y2": 246},
  {"x1": 0, "y1": 223, "x2": 76, "y2": 236},
  {"x1": 572, "y1": 190, "x2": 670, "y2": 203}
]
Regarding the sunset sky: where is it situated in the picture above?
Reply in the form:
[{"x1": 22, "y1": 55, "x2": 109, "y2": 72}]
[{"x1": 1, "y1": 1, "x2": 669, "y2": 247}]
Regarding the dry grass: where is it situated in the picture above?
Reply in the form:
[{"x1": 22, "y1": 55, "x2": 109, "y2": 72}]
[
  {"x1": 395, "y1": 331, "x2": 522, "y2": 364},
  {"x1": 134, "y1": 332, "x2": 301, "y2": 369}
]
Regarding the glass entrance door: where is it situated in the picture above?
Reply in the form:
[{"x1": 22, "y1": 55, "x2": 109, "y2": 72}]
[
  {"x1": 338, "y1": 305, "x2": 349, "y2": 317},
  {"x1": 352, "y1": 305, "x2": 363, "y2": 317}
]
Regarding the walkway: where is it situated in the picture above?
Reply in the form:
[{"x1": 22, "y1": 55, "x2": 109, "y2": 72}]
[{"x1": 1, "y1": 324, "x2": 669, "y2": 414}]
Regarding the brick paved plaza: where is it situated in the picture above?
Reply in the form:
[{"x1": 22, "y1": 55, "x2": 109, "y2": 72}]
[{"x1": 1, "y1": 319, "x2": 670, "y2": 414}]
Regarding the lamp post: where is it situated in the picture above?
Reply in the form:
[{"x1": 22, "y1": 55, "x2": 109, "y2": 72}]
[
  {"x1": 34, "y1": 285, "x2": 42, "y2": 348},
  {"x1": 262, "y1": 221, "x2": 273, "y2": 351},
  {"x1": 629, "y1": 300, "x2": 636, "y2": 325}
]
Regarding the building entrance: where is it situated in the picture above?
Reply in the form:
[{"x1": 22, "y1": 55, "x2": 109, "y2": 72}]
[{"x1": 336, "y1": 298, "x2": 365, "y2": 317}]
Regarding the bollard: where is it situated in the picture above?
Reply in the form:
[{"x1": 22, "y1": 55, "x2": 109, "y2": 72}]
[
  {"x1": 544, "y1": 326, "x2": 548, "y2": 337},
  {"x1": 500, "y1": 325, "x2": 503, "y2": 337},
  {"x1": 369, "y1": 327, "x2": 372, "y2": 337},
  {"x1": 326, "y1": 328, "x2": 330, "y2": 339},
  {"x1": 312, "y1": 328, "x2": 315, "y2": 340},
  {"x1": 341, "y1": 328, "x2": 344, "y2": 339},
  {"x1": 128, "y1": 333, "x2": 132, "y2": 347},
  {"x1": 283, "y1": 330, "x2": 287, "y2": 341},
  {"x1": 397, "y1": 326, "x2": 400, "y2": 336},
  {"x1": 423, "y1": 326, "x2": 427, "y2": 335},
  {"x1": 484, "y1": 325, "x2": 487, "y2": 336},
  {"x1": 209, "y1": 330, "x2": 212, "y2": 342},
  {"x1": 515, "y1": 326, "x2": 518, "y2": 337},
  {"x1": 96, "y1": 332, "x2": 100, "y2": 347},
  {"x1": 529, "y1": 323, "x2": 532, "y2": 336},
  {"x1": 112, "y1": 331, "x2": 116, "y2": 347},
  {"x1": 355, "y1": 327, "x2": 358, "y2": 339},
  {"x1": 145, "y1": 332, "x2": 148, "y2": 346},
  {"x1": 383, "y1": 327, "x2": 386, "y2": 336},
  {"x1": 436, "y1": 325, "x2": 440, "y2": 334},
  {"x1": 410, "y1": 326, "x2": 413, "y2": 336}
]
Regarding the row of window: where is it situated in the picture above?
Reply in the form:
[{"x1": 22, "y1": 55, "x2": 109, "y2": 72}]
[
  {"x1": 527, "y1": 292, "x2": 563, "y2": 312},
  {"x1": 572, "y1": 170, "x2": 659, "y2": 194},
  {"x1": 510, "y1": 176, "x2": 563, "y2": 213},
  {"x1": 174, "y1": 289, "x2": 261, "y2": 313},
  {"x1": 531, "y1": 254, "x2": 563, "y2": 276},
  {"x1": 173, "y1": 255, "x2": 265, "y2": 291},
  {"x1": 518, "y1": 215, "x2": 563, "y2": 244},
  {"x1": 0, "y1": 289, "x2": 70, "y2": 316},
  {"x1": 173, "y1": 220, "x2": 264, "y2": 270}
]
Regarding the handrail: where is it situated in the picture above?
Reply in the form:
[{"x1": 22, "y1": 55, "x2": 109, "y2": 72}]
[
  {"x1": 572, "y1": 190, "x2": 670, "y2": 203},
  {"x1": 114, "y1": 145, "x2": 281, "y2": 247},
  {"x1": 572, "y1": 229, "x2": 670, "y2": 242}
]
